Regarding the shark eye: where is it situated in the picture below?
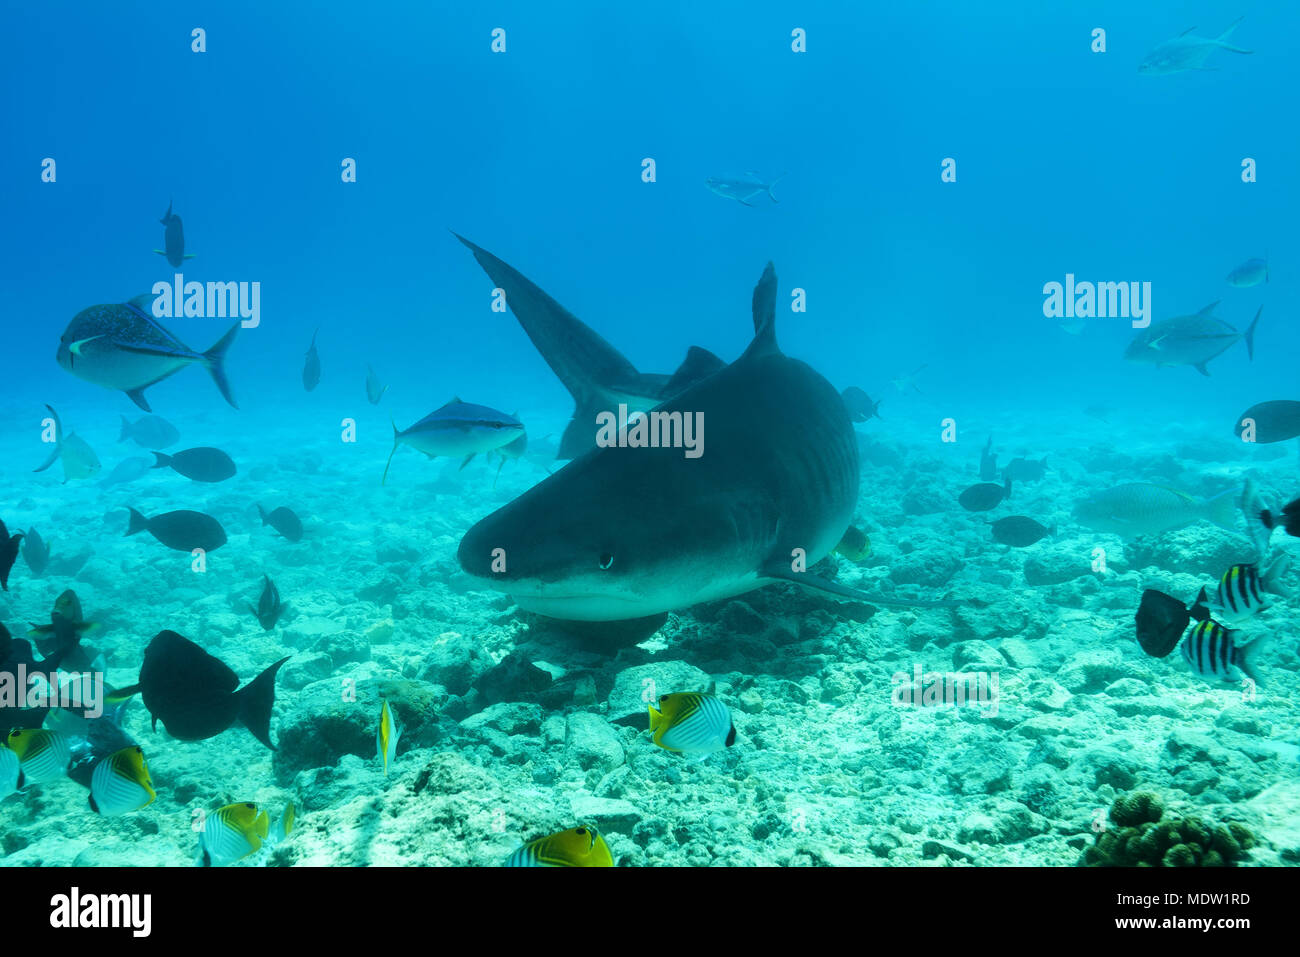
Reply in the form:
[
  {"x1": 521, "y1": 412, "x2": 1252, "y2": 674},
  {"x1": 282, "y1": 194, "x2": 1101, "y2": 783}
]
[{"x1": 598, "y1": 553, "x2": 615, "y2": 570}]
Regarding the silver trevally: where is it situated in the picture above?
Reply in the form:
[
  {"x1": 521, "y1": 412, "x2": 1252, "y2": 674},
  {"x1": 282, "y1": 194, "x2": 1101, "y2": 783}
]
[
  {"x1": 1138, "y1": 18, "x2": 1251, "y2": 75},
  {"x1": 1124, "y1": 302, "x2": 1260, "y2": 376},
  {"x1": 33, "y1": 405, "x2": 101, "y2": 483},
  {"x1": 153, "y1": 200, "x2": 196, "y2": 269},
  {"x1": 1226, "y1": 257, "x2": 1268, "y2": 288},
  {"x1": 98, "y1": 456, "x2": 154, "y2": 489},
  {"x1": 56, "y1": 295, "x2": 239, "y2": 411},
  {"x1": 705, "y1": 171, "x2": 786, "y2": 207},
  {"x1": 382, "y1": 400, "x2": 524, "y2": 484},
  {"x1": 1074, "y1": 483, "x2": 1239, "y2": 538}
]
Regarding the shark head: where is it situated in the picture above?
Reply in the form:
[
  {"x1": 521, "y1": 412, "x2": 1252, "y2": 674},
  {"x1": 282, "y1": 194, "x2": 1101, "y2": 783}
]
[{"x1": 457, "y1": 441, "x2": 760, "y2": 621}]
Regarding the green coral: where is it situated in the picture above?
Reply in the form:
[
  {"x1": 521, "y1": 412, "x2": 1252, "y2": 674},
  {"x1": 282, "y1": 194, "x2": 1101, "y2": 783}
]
[{"x1": 1080, "y1": 792, "x2": 1255, "y2": 867}]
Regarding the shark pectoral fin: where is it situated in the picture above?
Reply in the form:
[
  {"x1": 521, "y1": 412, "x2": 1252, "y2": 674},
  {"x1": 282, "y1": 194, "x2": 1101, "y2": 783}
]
[
  {"x1": 125, "y1": 388, "x2": 152, "y2": 412},
  {"x1": 459, "y1": 454, "x2": 475, "y2": 470},
  {"x1": 761, "y1": 562, "x2": 960, "y2": 609}
]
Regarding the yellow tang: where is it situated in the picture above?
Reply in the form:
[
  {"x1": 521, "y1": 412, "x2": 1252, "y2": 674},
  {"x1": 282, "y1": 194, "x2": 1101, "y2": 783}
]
[
  {"x1": 89, "y1": 745, "x2": 156, "y2": 815},
  {"x1": 503, "y1": 826, "x2": 613, "y2": 867},
  {"x1": 649, "y1": 692, "x2": 736, "y2": 755}
]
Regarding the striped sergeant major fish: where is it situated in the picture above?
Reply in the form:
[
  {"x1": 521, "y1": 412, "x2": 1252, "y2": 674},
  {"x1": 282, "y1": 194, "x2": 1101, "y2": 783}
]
[
  {"x1": 1180, "y1": 620, "x2": 1266, "y2": 685},
  {"x1": 1210, "y1": 555, "x2": 1291, "y2": 625}
]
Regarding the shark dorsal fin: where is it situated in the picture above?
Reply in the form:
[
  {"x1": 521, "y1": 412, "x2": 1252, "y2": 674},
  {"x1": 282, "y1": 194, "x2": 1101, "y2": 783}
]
[
  {"x1": 663, "y1": 346, "x2": 727, "y2": 395},
  {"x1": 743, "y1": 262, "x2": 779, "y2": 359}
]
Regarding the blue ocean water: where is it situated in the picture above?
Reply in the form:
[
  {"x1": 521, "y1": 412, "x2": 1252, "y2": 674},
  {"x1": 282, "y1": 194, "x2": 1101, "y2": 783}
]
[{"x1": 1, "y1": 2, "x2": 1297, "y2": 868}]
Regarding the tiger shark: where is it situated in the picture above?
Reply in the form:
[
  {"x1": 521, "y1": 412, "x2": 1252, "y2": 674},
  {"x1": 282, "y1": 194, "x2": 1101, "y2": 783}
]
[
  {"x1": 456, "y1": 234, "x2": 725, "y2": 459},
  {"x1": 456, "y1": 244, "x2": 956, "y2": 621}
]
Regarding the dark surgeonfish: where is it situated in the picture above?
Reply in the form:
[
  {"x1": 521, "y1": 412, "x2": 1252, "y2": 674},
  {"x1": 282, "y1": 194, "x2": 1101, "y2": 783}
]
[
  {"x1": 21, "y1": 526, "x2": 49, "y2": 577},
  {"x1": 33, "y1": 405, "x2": 101, "y2": 482},
  {"x1": 153, "y1": 199, "x2": 196, "y2": 269},
  {"x1": 1, "y1": 519, "x2": 24, "y2": 591},
  {"x1": 28, "y1": 589, "x2": 101, "y2": 668},
  {"x1": 383, "y1": 400, "x2": 525, "y2": 483},
  {"x1": 257, "y1": 505, "x2": 302, "y2": 542},
  {"x1": 302, "y1": 329, "x2": 321, "y2": 391},
  {"x1": 249, "y1": 575, "x2": 284, "y2": 631},
  {"x1": 0, "y1": 622, "x2": 66, "y2": 729},
  {"x1": 113, "y1": 630, "x2": 289, "y2": 749},
  {"x1": 1234, "y1": 400, "x2": 1300, "y2": 444},
  {"x1": 126, "y1": 508, "x2": 227, "y2": 552},
  {"x1": 841, "y1": 386, "x2": 881, "y2": 423},
  {"x1": 56, "y1": 295, "x2": 238, "y2": 411},
  {"x1": 958, "y1": 478, "x2": 1011, "y2": 512},
  {"x1": 457, "y1": 247, "x2": 957, "y2": 618},
  {"x1": 1003, "y1": 456, "x2": 1047, "y2": 483},
  {"x1": 151, "y1": 446, "x2": 236, "y2": 483},
  {"x1": 1124, "y1": 303, "x2": 1260, "y2": 376},
  {"x1": 366, "y1": 364, "x2": 387, "y2": 405},
  {"x1": 1135, "y1": 589, "x2": 1193, "y2": 658},
  {"x1": 1259, "y1": 496, "x2": 1300, "y2": 538},
  {"x1": 990, "y1": 516, "x2": 1053, "y2": 547},
  {"x1": 118, "y1": 414, "x2": 180, "y2": 449},
  {"x1": 979, "y1": 436, "x2": 997, "y2": 481},
  {"x1": 455, "y1": 234, "x2": 727, "y2": 459}
]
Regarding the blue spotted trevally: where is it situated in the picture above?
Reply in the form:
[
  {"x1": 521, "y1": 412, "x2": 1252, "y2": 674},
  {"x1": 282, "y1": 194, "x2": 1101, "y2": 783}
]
[
  {"x1": 1138, "y1": 18, "x2": 1251, "y2": 75},
  {"x1": 705, "y1": 170, "x2": 786, "y2": 206},
  {"x1": 382, "y1": 400, "x2": 524, "y2": 484},
  {"x1": 1123, "y1": 302, "x2": 1260, "y2": 376},
  {"x1": 457, "y1": 246, "x2": 957, "y2": 621},
  {"x1": 56, "y1": 296, "x2": 239, "y2": 411},
  {"x1": 153, "y1": 200, "x2": 196, "y2": 268}
]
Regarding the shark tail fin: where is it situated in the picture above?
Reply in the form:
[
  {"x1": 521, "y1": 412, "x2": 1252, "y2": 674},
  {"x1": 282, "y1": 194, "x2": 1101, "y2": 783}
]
[
  {"x1": 202, "y1": 323, "x2": 240, "y2": 409},
  {"x1": 1244, "y1": 306, "x2": 1261, "y2": 360},
  {"x1": 382, "y1": 420, "x2": 400, "y2": 485},
  {"x1": 237, "y1": 656, "x2": 290, "y2": 750}
]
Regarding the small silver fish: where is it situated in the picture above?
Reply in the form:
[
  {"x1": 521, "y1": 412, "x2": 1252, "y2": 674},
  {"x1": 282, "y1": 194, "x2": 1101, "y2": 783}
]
[
  {"x1": 705, "y1": 171, "x2": 786, "y2": 207},
  {"x1": 365, "y1": 364, "x2": 387, "y2": 405},
  {"x1": 382, "y1": 399, "x2": 524, "y2": 484},
  {"x1": 1226, "y1": 257, "x2": 1268, "y2": 288},
  {"x1": 1139, "y1": 18, "x2": 1252, "y2": 75}
]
